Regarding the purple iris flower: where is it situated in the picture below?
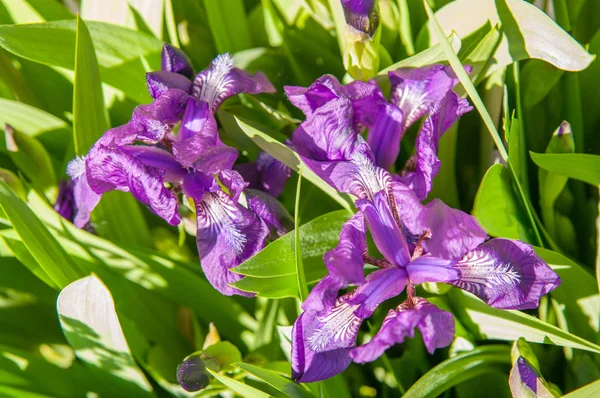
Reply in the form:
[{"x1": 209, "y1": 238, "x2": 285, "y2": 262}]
[
  {"x1": 286, "y1": 69, "x2": 561, "y2": 382},
  {"x1": 285, "y1": 65, "x2": 470, "y2": 201},
  {"x1": 67, "y1": 44, "x2": 287, "y2": 297}
]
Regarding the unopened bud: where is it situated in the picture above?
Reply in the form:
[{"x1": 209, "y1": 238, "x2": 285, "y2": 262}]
[{"x1": 176, "y1": 356, "x2": 210, "y2": 392}]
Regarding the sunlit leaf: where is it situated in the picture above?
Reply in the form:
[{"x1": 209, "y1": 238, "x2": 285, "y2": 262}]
[
  {"x1": 530, "y1": 153, "x2": 600, "y2": 186},
  {"x1": 57, "y1": 274, "x2": 155, "y2": 396},
  {"x1": 404, "y1": 346, "x2": 511, "y2": 398},
  {"x1": 423, "y1": 0, "x2": 594, "y2": 75}
]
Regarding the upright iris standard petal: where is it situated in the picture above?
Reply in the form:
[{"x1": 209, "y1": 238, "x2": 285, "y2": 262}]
[
  {"x1": 366, "y1": 103, "x2": 404, "y2": 171},
  {"x1": 85, "y1": 146, "x2": 180, "y2": 225},
  {"x1": 350, "y1": 297, "x2": 454, "y2": 363},
  {"x1": 245, "y1": 189, "x2": 293, "y2": 239},
  {"x1": 292, "y1": 268, "x2": 408, "y2": 383},
  {"x1": 356, "y1": 191, "x2": 411, "y2": 267},
  {"x1": 448, "y1": 238, "x2": 561, "y2": 310},
  {"x1": 128, "y1": 89, "x2": 190, "y2": 143},
  {"x1": 284, "y1": 75, "x2": 345, "y2": 116},
  {"x1": 192, "y1": 54, "x2": 275, "y2": 113},
  {"x1": 161, "y1": 43, "x2": 194, "y2": 78},
  {"x1": 389, "y1": 64, "x2": 462, "y2": 130},
  {"x1": 146, "y1": 71, "x2": 192, "y2": 99},
  {"x1": 399, "y1": 91, "x2": 473, "y2": 200},
  {"x1": 171, "y1": 99, "x2": 238, "y2": 172},
  {"x1": 66, "y1": 156, "x2": 102, "y2": 228},
  {"x1": 408, "y1": 199, "x2": 488, "y2": 260}
]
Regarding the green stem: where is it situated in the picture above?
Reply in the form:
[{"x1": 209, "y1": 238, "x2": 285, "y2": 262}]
[
  {"x1": 165, "y1": 0, "x2": 180, "y2": 48},
  {"x1": 423, "y1": 0, "x2": 543, "y2": 247},
  {"x1": 294, "y1": 168, "x2": 309, "y2": 301}
]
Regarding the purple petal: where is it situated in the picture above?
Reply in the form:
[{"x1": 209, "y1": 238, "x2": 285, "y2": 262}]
[
  {"x1": 293, "y1": 97, "x2": 359, "y2": 161},
  {"x1": 292, "y1": 267, "x2": 407, "y2": 382},
  {"x1": 406, "y1": 255, "x2": 458, "y2": 284},
  {"x1": 284, "y1": 75, "x2": 345, "y2": 116},
  {"x1": 254, "y1": 151, "x2": 292, "y2": 197},
  {"x1": 192, "y1": 54, "x2": 275, "y2": 113},
  {"x1": 195, "y1": 189, "x2": 269, "y2": 297},
  {"x1": 449, "y1": 238, "x2": 561, "y2": 310},
  {"x1": 215, "y1": 169, "x2": 248, "y2": 202},
  {"x1": 54, "y1": 180, "x2": 74, "y2": 221},
  {"x1": 389, "y1": 64, "x2": 465, "y2": 130},
  {"x1": 291, "y1": 311, "x2": 353, "y2": 383},
  {"x1": 161, "y1": 43, "x2": 193, "y2": 78},
  {"x1": 342, "y1": 0, "x2": 377, "y2": 35},
  {"x1": 171, "y1": 99, "x2": 238, "y2": 171},
  {"x1": 366, "y1": 103, "x2": 404, "y2": 170},
  {"x1": 303, "y1": 211, "x2": 367, "y2": 313},
  {"x1": 350, "y1": 297, "x2": 454, "y2": 363},
  {"x1": 146, "y1": 71, "x2": 192, "y2": 99},
  {"x1": 410, "y1": 199, "x2": 488, "y2": 260},
  {"x1": 119, "y1": 89, "x2": 190, "y2": 144},
  {"x1": 356, "y1": 191, "x2": 411, "y2": 267},
  {"x1": 245, "y1": 188, "x2": 293, "y2": 239},
  {"x1": 66, "y1": 156, "x2": 102, "y2": 228},
  {"x1": 85, "y1": 147, "x2": 180, "y2": 225},
  {"x1": 324, "y1": 211, "x2": 367, "y2": 286},
  {"x1": 399, "y1": 91, "x2": 472, "y2": 200},
  {"x1": 509, "y1": 357, "x2": 540, "y2": 395}
]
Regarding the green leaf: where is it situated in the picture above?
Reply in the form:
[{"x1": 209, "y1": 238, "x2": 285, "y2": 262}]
[
  {"x1": 536, "y1": 247, "x2": 600, "y2": 342},
  {"x1": 73, "y1": 16, "x2": 152, "y2": 248},
  {"x1": 235, "y1": 363, "x2": 316, "y2": 398},
  {"x1": 73, "y1": 14, "x2": 109, "y2": 155},
  {"x1": 473, "y1": 164, "x2": 535, "y2": 243},
  {"x1": 520, "y1": 60, "x2": 564, "y2": 109},
  {"x1": 0, "y1": 20, "x2": 162, "y2": 103},
  {"x1": 2, "y1": 125, "x2": 56, "y2": 196},
  {"x1": 449, "y1": 289, "x2": 600, "y2": 354},
  {"x1": 530, "y1": 153, "x2": 600, "y2": 186},
  {"x1": 423, "y1": 0, "x2": 594, "y2": 75},
  {"x1": 24, "y1": 191, "x2": 256, "y2": 349},
  {"x1": 0, "y1": 181, "x2": 82, "y2": 288},
  {"x1": 202, "y1": 0, "x2": 252, "y2": 53},
  {"x1": 234, "y1": 117, "x2": 354, "y2": 212},
  {"x1": 379, "y1": 33, "x2": 461, "y2": 74},
  {"x1": 232, "y1": 210, "x2": 351, "y2": 298},
  {"x1": 564, "y1": 379, "x2": 600, "y2": 398},
  {"x1": 57, "y1": 275, "x2": 154, "y2": 396},
  {"x1": 403, "y1": 346, "x2": 511, "y2": 398},
  {"x1": 0, "y1": 98, "x2": 71, "y2": 139},
  {"x1": 294, "y1": 168, "x2": 308, "y2": 301},
  {"x1": 203, "y1": 342, "x2": 243, "y2": 370},
  {"x1": 207, "y1": 369, "x2": 271, "y2": 398}
]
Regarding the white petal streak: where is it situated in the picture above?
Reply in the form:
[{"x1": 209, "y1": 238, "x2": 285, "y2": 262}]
[
  {"x1": 197, "y1": 192, "x2": 247, "y2": 254},
  {"x1": 308, "y1": 299, "x2": 361, "y2": 352},
  {"x1": 453, "y1": 249, "x2": 521, "y2": 295},
  {"x1": 193, "y1": 54, "x2": 235, "y2": 111}
]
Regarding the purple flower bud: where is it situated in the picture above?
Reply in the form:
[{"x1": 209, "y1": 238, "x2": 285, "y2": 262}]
[{"x1": 176, "y1": 356, "x2": 210, "y2": 392}]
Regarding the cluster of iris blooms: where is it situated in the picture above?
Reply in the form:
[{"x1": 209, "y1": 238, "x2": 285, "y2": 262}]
[{"x1": 62, "y1": 11, "x2": 560, "y2": 385}]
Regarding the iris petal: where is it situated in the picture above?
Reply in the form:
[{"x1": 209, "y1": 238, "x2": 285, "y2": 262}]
[
  {"x1": 161, "y1": 43, "x2": 193, "y2": 78},
  {"x1": 448, "y1": 238, "x2": 561, "y2": 310},
  {"x1": 146, "y1": 71, "x2": 192, "y2": 99},
  {"x1": 192, "y1": 54, "x2": 275, "y2": 112},
  {"x1": 292, "y1": 268, "x2": 407, "y2": 383},
  {"x1": 195, "y1": 185, "x2": 269, "y2": 297},
  {"x1": 350, "y1": 297, "x2": 454, "y2": 363}
]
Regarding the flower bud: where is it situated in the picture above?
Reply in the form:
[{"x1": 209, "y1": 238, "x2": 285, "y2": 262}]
[
  {"x1": 176, "y1": 355, "x2": 210, "y2": 392},
  {"x1": 341, "y1": 0, "x2": 381, "y2": 80}
]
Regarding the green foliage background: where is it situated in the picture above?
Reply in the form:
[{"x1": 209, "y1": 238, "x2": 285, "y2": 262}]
[{"x1": 0, "y1": 0, "x2": 599, "y2": 396}]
